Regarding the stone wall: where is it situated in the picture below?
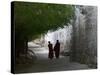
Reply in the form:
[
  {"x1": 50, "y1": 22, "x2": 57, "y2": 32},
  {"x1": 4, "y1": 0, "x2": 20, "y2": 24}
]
[{"x1": 71, "y1": 6, "x2": 97, "y2": 68}]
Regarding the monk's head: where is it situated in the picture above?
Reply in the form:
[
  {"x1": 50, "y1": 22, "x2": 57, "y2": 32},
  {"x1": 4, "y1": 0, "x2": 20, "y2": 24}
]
[
  {"x1": 48, "y1": 41, "x2": 50, "y2": 44},
  {"x1": 57, "y1": 40, "x2": 59, "y2": 42}
]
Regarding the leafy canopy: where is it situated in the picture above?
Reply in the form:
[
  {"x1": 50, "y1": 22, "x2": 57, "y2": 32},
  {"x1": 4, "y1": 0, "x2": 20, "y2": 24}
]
[{"x1": 14, "y1": 2, "x2": 74, "y2": 41}]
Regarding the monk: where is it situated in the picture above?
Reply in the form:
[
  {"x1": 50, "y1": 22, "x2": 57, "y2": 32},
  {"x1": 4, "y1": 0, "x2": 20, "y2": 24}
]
[
  {"x1": 54, "y1": 40, "x2": 60, "y2": 58},
  {"x1": 48, "y1": 41, "x2": 54, "y2": 59}
]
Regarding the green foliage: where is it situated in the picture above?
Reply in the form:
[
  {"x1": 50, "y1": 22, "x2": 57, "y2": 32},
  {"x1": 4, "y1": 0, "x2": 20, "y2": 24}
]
[{"x1": 14, "y1": 2, "x2": 74, "y2": 41}]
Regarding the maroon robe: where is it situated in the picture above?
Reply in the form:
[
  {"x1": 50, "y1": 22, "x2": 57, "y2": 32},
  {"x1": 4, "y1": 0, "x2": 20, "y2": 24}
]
[
  {"x1": 48, "y1": 43, "x2": 54, "y2": 59},
  {"x1": 54, "y1": 42, "x2": 60, "y2": 58}
]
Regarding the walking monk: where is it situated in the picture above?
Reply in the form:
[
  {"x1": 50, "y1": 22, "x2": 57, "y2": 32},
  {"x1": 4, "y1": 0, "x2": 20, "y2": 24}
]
[
  {"x1": 54, "y1": 40, "x2": 60, "y2": 59},
  {"x1": 48, "y1": 41, "x2": 54, "y2": 59}
]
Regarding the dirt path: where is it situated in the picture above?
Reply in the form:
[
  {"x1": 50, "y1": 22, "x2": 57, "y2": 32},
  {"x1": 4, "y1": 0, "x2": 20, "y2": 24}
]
[{"x1": 16, "y1": 42, "x2": 89, "y2": 73}]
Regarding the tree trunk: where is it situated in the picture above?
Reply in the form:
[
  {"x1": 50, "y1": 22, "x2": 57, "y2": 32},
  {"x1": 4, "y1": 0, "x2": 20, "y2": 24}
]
[{"x1": 25, "y1": 39, "x2": 28, "y2": 54}]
